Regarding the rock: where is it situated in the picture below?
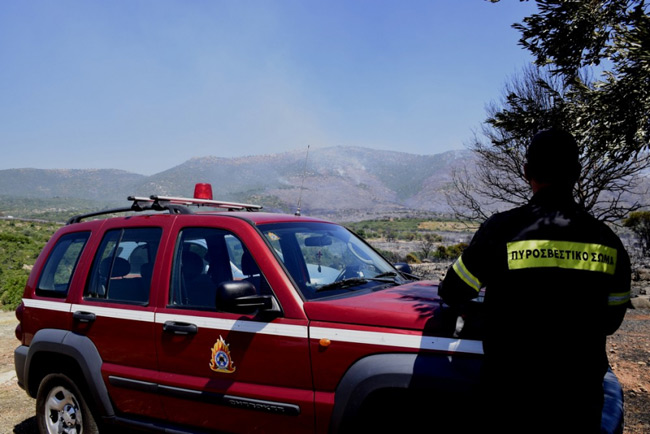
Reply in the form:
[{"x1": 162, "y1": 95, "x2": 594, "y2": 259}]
[
  {"x1": 631, "y1": 295, "x2": 650, "y2": 309},
  {"x1": 636, "y1": 269, "x2": 650, "y2": 281}
]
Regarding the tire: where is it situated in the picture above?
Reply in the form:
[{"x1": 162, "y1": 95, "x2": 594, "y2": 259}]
[{"x1": 36, "y1": 373, "x2": 99, "y2": 434}]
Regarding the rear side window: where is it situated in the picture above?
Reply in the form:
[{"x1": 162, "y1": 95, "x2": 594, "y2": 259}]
[
  {"x1": 85, "y1": 227, "x2": 162, "y2": 304},
  {"x1": 36, "y1": 232, "x2": 90, "y2": 298}
]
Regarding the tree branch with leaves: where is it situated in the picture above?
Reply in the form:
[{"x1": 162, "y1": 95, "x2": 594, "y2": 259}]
[{"x1": 450, "y1": 1, "x2": 650, "y2": 222}]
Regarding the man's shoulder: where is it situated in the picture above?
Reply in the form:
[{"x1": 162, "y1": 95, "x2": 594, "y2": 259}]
[
  {"x1": 570, "y1": 207, "x2": 625, "y2": 246},
  {"x1": 469, "y1": 204, "x2": 532, "y2": 246},
  {"x1": 482, "y1": 203, "x2": 532, "y2": 228}
]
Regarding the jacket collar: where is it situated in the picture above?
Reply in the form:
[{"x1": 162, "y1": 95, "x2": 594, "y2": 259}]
[{"x1": 529, "y1": 186, "x2": 577, "y2": 208}]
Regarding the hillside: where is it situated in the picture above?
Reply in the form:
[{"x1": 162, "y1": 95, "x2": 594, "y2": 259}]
[
  {"x1": 0, "y1": 147, "x2": 473, "y2": 220},
  {"x1": 0, "y1": 168, "x2": 145, "y2": 201}
]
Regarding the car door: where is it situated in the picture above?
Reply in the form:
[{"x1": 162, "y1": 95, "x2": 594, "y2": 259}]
[
  {"x1": 71, "y1": 220, "x2": 167, "y2": 419},
  {"x1": 154, "y1": 220, "x2": 314, "y2": 433}
]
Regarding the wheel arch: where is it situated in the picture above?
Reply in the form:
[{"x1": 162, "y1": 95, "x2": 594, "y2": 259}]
[
  {"x1": 329, "y1": 352, "x2": 481, "y2": 433},
  {"x1": 24, "y1": 328, "x2": 115, "y2": 418}
]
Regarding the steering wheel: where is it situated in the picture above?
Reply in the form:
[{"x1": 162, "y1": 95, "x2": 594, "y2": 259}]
[
  {"x1": 334, "y1": 265, "x2": 362, "y2": 282},
  {"x1": 347, "y1": 242, "x2": 374, "y2": 265}
]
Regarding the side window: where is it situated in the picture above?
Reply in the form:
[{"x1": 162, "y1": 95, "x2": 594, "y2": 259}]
[
  {"x1": 36, "y1": 232, "x2": 90, "y2": 298},
  {"x1": 169, "y1": 228, "x2": 270, "y2": 310},
  {"x1": 85, "y1": 227, "x2": 162, "y2": 304}
]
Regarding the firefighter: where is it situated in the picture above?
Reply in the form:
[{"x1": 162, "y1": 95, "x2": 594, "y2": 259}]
[{"x1": 439, "y1": 129, "x2": 630, "y2": 433}]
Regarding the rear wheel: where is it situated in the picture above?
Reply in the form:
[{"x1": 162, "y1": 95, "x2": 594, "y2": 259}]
[{"x1": 36, "y1": 373, "x2": 99, "y2": 434}]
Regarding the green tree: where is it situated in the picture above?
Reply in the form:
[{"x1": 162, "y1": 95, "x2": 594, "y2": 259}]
[
  {"x1": 450, "y1": 66, "x2": 649, "y2": 222},
  {"x1": 418, "y1": 233, "x2": 441, "y2": 260},
  {"x1": 516, "y1": 1, "x2": 650, "y2": 158},
  {"x1": 454, "y1": 1, "x2": 650, "y2": 222},
  {"x1": 623, "y1": 211, "x2": 650, "y2": 255}
]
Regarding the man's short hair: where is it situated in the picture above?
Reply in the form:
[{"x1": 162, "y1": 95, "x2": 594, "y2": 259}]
[{"x1": 526, "y1": 128, "x2": 581, "y2": 186}]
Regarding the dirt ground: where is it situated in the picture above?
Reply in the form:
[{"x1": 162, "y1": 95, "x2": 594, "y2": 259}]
[
  {"x1": 606, "y1": 306, "x2": 650, "y2": 433},
  {"x1": 0, "y1": 311, "x2": 36, "y2": 434},
  {"x1": 1, "y1": 307, "x2": 648, "y2": 434}
]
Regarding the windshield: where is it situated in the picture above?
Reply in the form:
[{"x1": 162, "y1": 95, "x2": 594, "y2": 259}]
[{"x1": 260, "y1": 222, "x2": 406, "y2": 300}]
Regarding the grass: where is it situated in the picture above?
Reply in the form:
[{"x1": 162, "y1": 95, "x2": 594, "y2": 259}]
[{"x1": 0, "y1": 219, "x2": 60, "y2": 310}]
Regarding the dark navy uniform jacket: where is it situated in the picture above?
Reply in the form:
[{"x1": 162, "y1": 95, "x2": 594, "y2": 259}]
[{"x1": 439, "y1": 186, "x2": 630, "y2": 419}]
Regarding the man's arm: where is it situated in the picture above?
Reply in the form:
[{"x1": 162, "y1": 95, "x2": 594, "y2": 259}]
[
  {"x1": 604, "y1": 245, "x2": 631, "y2": 335},
  {"x1": 439, "y1": 221, "x2": 495, "y2": 308},
  {"x1": 439, "y1": 255, "x2": 482, "y2": 308}
]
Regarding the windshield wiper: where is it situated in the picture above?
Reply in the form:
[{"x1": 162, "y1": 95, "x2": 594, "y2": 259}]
[
  {"x1": 379, "y1": 269, "x2": 419, "y2": 281},
  {"x1": 373, "y1": 271, "x2": 412, "y2": 283},
  {"x1": 316, "y1": 278, "x2": 368, "y2": 292},
  {"x1": 316, "y1": 275, "x2": 400, "y2": 293},
  {"x1": 374, "y1": 271, "x2": 399, "y2": 279}
]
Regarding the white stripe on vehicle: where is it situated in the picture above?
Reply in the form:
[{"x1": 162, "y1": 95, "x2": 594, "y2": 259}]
[
  {"x1": 22, "y1": 299, "x2": 483, "y2": 355},
  {"x1": 70, "y1": 304, "x2": 155, "y2": 322},
  {"x1": 155, "y1": 312, "x2": 309, "y2": 338},
  {"x1": 23, "y1": 299, "x2": 72, "y2": 312},
  {"x1": 310, "y1": 327, "x2": 483, "y2": 355}
]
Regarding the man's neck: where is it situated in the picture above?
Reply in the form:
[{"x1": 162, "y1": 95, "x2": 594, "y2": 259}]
[
  {"x1": 530, "y1": 181, "x2": 575, "y2": 202},
  {"x1": 530, "y1": 179, "x2": 549, "y2": 194}
]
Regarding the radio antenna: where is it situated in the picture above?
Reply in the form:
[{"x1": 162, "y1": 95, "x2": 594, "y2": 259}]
[{"x1": 295, "y1": 145, "x2": 310, "y2": 216}]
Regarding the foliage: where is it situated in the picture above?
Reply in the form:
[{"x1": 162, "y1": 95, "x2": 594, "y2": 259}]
[
  {"x1": 516, "y1": 1, "x2": 650, "y2": 159},
  {"x1": 623, "y1": 211, "x2": 650, "y2": 255},
  {"x1": 346, "y1": 218, "x2": 455, "y2": 241},
  {"x1": 417, "y1": 220, "x2": 479, "y2": 232},
  {"x1": 0, "y1": 219, "x2": 60, "y2": 310},
  {"x1": 418, "y1": 233, "x2": 441, "y2": 260},
  {"x1": 346, "y1": 218, "x2": 426, "y2": 240},
  {"x1": 0, "y1": 195, "x2": 112, "y2": 222},
  {"x1": 433, "y1": 243, "x2": 469, "y2": 260},
  {"x1": 515, "y1": 1, "x2": 649, "y2": 80},
  {"x1": 405, "y1": 252, "x2": 421, "y2": 264},
  {"x1": 451, "y1": 66, "x2": 649, "y2": 222},
  {"x1": 453, "y1": 1, "x2": 650, "y2": 222}
]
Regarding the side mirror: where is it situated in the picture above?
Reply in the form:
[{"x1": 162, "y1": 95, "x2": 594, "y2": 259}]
[
  {"x1": 216, "y1": 281, "x2": 273, "y2": 314},
  {"x1": 393, "y1": 262, "x2": 419, "y2": 281},
  {"x1": 393, "y1": 262, "x2": 412, "y2": 274}
]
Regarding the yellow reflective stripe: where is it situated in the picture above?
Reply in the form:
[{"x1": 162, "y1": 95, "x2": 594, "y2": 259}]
[
  {"x1": 507, "y1": 240, "x2": 617, "y2": 275},
  {"x1": 452, "y1": 256, "x2": 482, "y2": 293},
  {"x1": 608, "y1": 291, "x2": 630, "y2": 306}
]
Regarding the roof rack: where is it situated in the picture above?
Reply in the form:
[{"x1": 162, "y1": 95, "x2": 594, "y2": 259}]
[
  {"x1": 66, "y1": 195, "x2": 262, "y2": 225},
  {"x1": 149, "y1": 195, "x2": 263, "y2": 211}
]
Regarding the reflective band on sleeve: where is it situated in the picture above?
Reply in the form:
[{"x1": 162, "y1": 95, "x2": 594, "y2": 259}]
[
  {"x1": 608, "y1": 291, "x2": 630, "y2": 306},
  {"x1": 507, "y1": 240, "x2": 617, "y2": 275},
  {"x1": 452, "y1": 256, "x2": 482, "y2": 293}
]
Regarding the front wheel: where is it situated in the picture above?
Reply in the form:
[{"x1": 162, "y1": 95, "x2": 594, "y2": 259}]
[{"x1": 36, "y1": 373, "x2": 99, "y2": 434}]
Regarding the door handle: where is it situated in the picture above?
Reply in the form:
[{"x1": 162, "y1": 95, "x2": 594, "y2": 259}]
[
  {"x1": 73, "y1": 311, "x2": 96, "y2": 323},
  {"x1": 163, "y1": 321, "x2": 198, "y2": 335}
]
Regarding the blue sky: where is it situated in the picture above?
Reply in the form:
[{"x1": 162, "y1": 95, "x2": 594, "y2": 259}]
[{"x1": 0, "y1": 1, "x2": 537, "y2": 175}]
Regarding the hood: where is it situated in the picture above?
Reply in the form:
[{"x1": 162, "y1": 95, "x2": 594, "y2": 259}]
[{"x1": 303, "y1": 280, "x2": 447, "y2": 332}]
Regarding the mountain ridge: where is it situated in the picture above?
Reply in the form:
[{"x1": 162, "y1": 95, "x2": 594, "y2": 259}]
[{"x1": 0, "y1": 146, "x2": 473, "y2": 218}]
